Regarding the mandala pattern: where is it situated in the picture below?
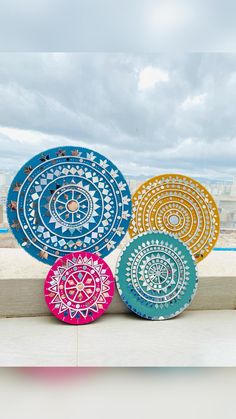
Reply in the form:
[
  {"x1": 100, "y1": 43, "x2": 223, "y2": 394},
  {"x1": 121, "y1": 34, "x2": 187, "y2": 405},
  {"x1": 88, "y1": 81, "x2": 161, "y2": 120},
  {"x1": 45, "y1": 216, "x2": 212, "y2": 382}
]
[
  {"x1": 7, "y1": 146, "x2": 132, "y2": 264},
  {"x1": 129, "y1": 174, "x2": 220, "y2": 262},
  {"x1": 116, "y1": 231, "x2": 198, "y2": 320},
  {"x1": 44, "y1": 251, "x2": 115, "y2": 324}
]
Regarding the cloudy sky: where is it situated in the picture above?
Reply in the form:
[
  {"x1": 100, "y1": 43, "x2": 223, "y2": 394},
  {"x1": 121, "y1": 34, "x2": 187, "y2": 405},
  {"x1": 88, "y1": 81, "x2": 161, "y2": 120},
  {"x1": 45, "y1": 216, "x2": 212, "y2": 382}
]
[
  {"x1": 0, "y1": 0, "x2": 236, "y2": 52},
  {"x1": 0, "y1": 53, "x2": 236, "y2": 180}
]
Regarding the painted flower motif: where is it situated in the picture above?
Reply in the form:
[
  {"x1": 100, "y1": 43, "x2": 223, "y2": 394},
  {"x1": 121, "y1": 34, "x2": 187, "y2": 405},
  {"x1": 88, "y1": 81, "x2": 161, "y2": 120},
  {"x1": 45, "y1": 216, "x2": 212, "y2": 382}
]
[
  {"x1": 118, "y1": 181, "x2": 127, "y2": 192},
  {"x1": 110, "y1": 169, "x2": 118, "y2": 178},
  {"x1": 86, "y1": 152, "x2": 96, "y2": 161},
  {"x1": 13, "y1": 182, "x2": 22, "y2": 192},
  {"x1": 122, "y1": 195, "x2": 130, "y2": 205},
  {"x1": 71, "y1": 149, "x2": 80, "y2": 156},
  {"x1": 100, "y1": 159, "x2": 109, "y2": 169},
  {"x1": 8, "y1": 201, "x2": 17, "y2": 211},
  {"x1": 122, "y1": 210, "x2": 130, "y2": 220},
  {"x1": 11, "y1": 219, "x2": 20, "y2": 230},
  {"x1": 116, "y1": 226, "x2": 125, "y2": 236},
  {"x1": 24, "y1": 166, "x2": 33, "y2": 174},
  {"x1": 56, "y1": 149, "x2": 66, "y2": 157},
  {"x1": 40, "y1": 153, "x2": 50, "y2": 162},
  {"x1": 39, "y1": 250, "x2": 49, "y2": 259},
  {"x1": 106, "y1": 240, "x2": 116, "y2": 250}
]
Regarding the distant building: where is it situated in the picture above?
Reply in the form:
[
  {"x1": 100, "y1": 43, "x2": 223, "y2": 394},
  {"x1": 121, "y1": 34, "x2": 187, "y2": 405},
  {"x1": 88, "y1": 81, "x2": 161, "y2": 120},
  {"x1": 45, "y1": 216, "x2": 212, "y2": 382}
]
[
  {"x1": 1, "y1": 173, "x2": 236, "y2": 231},
  {"x1": 0, "y1": 173, "x2": 6, "y2": 186},
  {"x1": 231, "y1": 177, "x2": 236, "y2": 196},
  {"x1": 0, "y1": 205, "x2": 3, "y2": 225},
  {"x1": 127, "y1": 178, "x2": 143, "y2": 193}
]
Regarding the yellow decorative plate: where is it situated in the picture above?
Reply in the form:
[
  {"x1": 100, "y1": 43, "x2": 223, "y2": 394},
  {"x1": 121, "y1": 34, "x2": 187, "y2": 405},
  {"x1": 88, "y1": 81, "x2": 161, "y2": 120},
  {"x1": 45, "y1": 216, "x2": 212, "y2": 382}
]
[{"x1": 129, "y1": 174, "x2": 220, "y2": 262}]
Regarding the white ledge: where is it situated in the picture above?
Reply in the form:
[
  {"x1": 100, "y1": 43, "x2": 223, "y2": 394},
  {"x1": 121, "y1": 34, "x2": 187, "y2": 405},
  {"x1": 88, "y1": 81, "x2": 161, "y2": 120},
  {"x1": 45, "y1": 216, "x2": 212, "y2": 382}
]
[
  {"x1": 0, "y1": 248, "x2": 235, "y2": 317},
  {"x1": 0, "y1": 311, "x2": 235, "y2": 366}
]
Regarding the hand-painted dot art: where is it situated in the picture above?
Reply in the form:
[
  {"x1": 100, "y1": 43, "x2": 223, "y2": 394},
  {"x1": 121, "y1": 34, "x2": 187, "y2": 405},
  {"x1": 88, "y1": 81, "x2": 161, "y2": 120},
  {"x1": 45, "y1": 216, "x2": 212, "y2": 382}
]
[
  {"x1": 129, "y1": 174, "x2": 220, "y2": 262},
  {"x1": 116, "y1": 231, "x2": 198, "y2": 320},
  {"x1": 7, "y1": 146, "x2": 132, "y2": 265},
  {"x1": 45, "y1": 252, "x2": 115, "y2": 324}
]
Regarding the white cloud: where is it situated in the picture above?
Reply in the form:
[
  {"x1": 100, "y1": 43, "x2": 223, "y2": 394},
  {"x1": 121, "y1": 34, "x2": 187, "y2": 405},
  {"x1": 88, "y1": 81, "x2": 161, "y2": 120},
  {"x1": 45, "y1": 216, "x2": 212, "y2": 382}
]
[
  {"x1": 0, "y1": 0, "x2": 235, "y2": 52},
  {"x1": 181, "y1": 93, "x2": 207, "y2": 110},
  {"x1": 147, "y1": 0, "x2": 193, "y2": 36},
  {"x1": 138, "y1": 66, "x2": 169, "y2": 91},
  {"x1": 0, "y1": 53, "x2": 235, "y2": 180},
  {"x1": 0, "y1": 126, "x2": 47, "y2": 144}
]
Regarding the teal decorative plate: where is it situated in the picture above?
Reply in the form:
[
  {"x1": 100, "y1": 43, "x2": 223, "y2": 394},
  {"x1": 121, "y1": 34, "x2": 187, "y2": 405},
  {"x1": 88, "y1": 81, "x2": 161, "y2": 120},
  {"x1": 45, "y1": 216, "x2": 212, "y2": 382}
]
[
  {"x1": 7, "y1": 146, "x2": 131, "y2": 265},
  {"x1": 116, "y1": 231, "x2": 198, "y2": 320}
]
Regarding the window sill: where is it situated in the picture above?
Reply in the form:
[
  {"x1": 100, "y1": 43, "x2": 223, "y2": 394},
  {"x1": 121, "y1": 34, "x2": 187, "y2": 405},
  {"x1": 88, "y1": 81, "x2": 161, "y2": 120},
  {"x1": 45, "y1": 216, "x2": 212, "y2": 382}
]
[{"x1": 0, "y1": 248, "x2": 235, "y2": 317}]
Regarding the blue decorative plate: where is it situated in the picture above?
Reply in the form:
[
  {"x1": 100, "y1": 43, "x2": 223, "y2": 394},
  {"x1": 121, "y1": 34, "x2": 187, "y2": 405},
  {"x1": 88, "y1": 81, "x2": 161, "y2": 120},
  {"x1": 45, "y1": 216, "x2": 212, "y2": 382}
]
[
  {"x1": 116, "y1": 231, "x2": 198, "y2": 320},
  {"x1": 7, "y1": 146, "x2": 132, "y2": 265}
]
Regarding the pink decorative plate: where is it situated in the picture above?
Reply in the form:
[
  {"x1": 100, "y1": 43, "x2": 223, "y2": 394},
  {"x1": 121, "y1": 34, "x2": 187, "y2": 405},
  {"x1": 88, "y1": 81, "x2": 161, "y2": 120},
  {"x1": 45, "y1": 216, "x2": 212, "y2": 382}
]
[{"x1": 44, "y1": 251, "x2": 114, "y2": 324}]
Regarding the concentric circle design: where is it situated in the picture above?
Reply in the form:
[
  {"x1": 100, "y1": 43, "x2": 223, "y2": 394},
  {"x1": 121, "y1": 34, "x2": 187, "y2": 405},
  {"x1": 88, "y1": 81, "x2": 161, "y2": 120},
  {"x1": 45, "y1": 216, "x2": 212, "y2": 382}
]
[
  {"x1": 7, "y1": 146, "x2": 132, "y2": 264},
  {"x1": 50, "y1": 186, "x2": 93, "y2": 227},
  {"x1": 44, "y1": 251, "x2": 115, "y2": 325},
  {"x1": 116, "y1": 231, "x2": 198, "y2": 320},
  {"x1": 129, "y1": 174, "x2": 220, "y2": 262}
]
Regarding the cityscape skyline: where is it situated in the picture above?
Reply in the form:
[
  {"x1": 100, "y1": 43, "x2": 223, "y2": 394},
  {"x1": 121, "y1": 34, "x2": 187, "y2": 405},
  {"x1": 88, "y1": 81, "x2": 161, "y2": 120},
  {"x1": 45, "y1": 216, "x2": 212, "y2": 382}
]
[{"x1": 1, "y1": 168, "x2": 236, "y2": 231}]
